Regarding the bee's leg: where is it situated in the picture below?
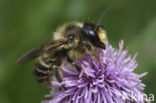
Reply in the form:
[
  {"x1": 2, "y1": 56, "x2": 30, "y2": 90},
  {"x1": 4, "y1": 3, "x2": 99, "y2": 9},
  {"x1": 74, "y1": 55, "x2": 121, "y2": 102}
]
[
  {"x1": 53, "y1": 65, "x2": 62, "y2": 82},
  {"x1": 53, "y1": 65, "x2": 67, "y2": 90},
  {"x1": 67, "y1": 55, "x2": 81, "y2": 72},
  {"x1": 82, "y1": 41, "x2": 91, "y2": 50},
  {"x1": 82, "y1": 41, "x2": 100, "y2": 61}
]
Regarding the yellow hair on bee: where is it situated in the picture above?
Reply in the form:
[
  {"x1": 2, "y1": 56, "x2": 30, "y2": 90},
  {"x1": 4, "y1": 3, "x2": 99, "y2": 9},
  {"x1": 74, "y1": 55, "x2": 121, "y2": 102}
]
[
  {"x1": 97, "y1": 28, "x2": 107, "y2": 44},
  {"x1": 53, "y1": 22, "x2": 83, "y2": 40}
]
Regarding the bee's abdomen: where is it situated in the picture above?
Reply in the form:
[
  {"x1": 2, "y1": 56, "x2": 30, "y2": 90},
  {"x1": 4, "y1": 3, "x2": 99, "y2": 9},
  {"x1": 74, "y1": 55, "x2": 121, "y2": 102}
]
[
  {"x1": 33, "y1": 49, "x2": 68, "y2": 83},
  {"x1": 34, "y1": 59, "x2": 51, "y2": 83}
]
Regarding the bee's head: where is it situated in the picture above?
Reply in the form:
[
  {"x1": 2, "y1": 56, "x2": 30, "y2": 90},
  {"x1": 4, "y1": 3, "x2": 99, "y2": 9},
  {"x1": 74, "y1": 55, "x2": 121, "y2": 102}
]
[
  {"x1": 82, "y1": 22, "x2": 107, "y2": 49},
  {"x1": 81, "y1": 8, "x2": 109, "y2": 49}
]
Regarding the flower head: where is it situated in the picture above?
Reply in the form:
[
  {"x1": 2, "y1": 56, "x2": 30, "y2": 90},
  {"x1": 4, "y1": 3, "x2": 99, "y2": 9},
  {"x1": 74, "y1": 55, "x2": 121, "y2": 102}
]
[{"x1": 43, "y1": 40, "x2": 148, "y2": 103}]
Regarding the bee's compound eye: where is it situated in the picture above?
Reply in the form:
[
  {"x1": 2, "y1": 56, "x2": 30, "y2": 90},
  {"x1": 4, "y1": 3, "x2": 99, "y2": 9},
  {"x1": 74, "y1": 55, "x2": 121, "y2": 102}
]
[
  {"x1": 89, "y1": 31, "x2": 95, "y2": 36},
  {"x1": 68, "y1": 34, "x2": 75, "y2": 43}
]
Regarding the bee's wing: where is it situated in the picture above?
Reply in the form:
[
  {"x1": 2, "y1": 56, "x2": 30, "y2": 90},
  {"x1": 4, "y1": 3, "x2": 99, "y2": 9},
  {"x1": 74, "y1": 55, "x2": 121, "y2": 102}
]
[
  {"x1": 16, "y1": 39, "x2": 67, "y2": 64},
  {"x1": 16, "y1": 47, "x2": 42, "y2": 64}
]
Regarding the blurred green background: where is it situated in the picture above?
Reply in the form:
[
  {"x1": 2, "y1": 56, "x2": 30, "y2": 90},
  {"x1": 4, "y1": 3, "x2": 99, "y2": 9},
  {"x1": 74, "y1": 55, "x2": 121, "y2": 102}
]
[{"x1": 0, "y1": 0, "x2": 156, "y2": 103}]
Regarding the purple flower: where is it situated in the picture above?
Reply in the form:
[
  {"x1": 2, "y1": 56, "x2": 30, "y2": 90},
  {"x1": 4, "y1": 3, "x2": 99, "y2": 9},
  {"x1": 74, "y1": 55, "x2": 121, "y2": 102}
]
[{"x1": 42, "y1": 40, "x2": 148, "y2": 103}]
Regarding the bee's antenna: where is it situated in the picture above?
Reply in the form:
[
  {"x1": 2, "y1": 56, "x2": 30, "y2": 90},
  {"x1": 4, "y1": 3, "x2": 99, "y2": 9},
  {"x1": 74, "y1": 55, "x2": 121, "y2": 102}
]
[{"x1": 96, "y1": 8, "x2": 109, "y2": 28}]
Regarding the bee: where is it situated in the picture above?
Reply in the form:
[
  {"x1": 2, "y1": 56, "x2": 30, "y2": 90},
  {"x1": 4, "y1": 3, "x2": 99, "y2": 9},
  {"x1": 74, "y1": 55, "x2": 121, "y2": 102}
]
[{"x1": 17, "y1": 9, "x2": 108, "y2": 84}]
